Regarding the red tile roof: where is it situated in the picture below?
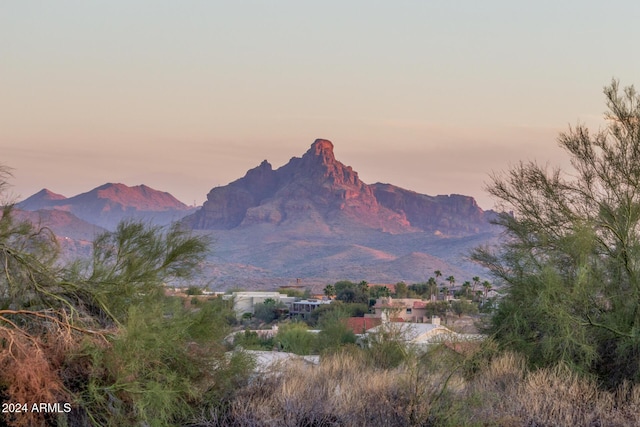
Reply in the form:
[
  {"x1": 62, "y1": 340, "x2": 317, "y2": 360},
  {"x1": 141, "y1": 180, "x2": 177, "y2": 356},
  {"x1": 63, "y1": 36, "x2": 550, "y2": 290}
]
[{"x1": 343, "y1": 317, "x2": 383, "y2": 334}]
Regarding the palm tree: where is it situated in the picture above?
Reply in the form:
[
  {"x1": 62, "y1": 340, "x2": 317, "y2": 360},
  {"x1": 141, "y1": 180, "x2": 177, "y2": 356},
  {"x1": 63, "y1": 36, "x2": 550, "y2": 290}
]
[
  {"x1": 427, "y1": 277, "x2": 438, "y2": 301},
  {"x1": 472, "y1": 276, "x2": 480, "y2": 300},
  {"x1": 446, "y1": 275, "x2": 455, "y2": 298},
  {"x1": 434, "y1": 270, "x2": 443, "y2": 299},
  {"x1": 482, "y1": 280, "x2": 492, "y2": 306},
  {"x1": 323, "y1": 284, "x2": 335, "y2": 299},
  {"x1": 462, "y1": 281, "x2": 471, "y2": 298},
  {"x1": 359, "y1": 280, "x2": 369, "y2": 295}
]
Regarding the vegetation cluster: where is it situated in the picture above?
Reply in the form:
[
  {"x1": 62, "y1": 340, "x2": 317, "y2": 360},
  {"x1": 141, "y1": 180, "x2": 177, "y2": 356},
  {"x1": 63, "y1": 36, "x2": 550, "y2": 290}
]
[{"x1": 0, "y1": 176, "x2": 251, "y2": 426}]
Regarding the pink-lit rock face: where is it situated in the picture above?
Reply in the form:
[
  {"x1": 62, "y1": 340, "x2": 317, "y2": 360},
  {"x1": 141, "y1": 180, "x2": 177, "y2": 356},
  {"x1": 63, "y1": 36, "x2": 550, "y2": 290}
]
[{"x1": 183, "y1": 139, "x2": 493, "y2": 236}]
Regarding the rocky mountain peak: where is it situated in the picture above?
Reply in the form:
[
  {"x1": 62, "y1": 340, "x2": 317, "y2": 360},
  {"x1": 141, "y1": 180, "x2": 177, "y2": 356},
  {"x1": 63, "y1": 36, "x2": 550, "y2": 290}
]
[
  {"x1": 183, "y1": 138, "x2": 494, "y2": 235},
  {"x1": 307, "y1": 139, "x2": 336, "y2": 164},
  {"x1": 292, "y1": 139, "x2": 361, "y2": 188}
]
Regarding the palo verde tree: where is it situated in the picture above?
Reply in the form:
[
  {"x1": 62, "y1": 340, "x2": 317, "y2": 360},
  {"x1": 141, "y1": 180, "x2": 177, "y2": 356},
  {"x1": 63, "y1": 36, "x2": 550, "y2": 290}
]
[{"x1": 473, "y1": 80, "x2": 640, "y2": 387}]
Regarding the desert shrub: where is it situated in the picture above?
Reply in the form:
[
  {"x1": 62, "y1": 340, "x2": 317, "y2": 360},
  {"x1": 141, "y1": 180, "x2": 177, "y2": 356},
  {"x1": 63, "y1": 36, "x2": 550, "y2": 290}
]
[
  {"x1": 201, "y1": 337, "x2": 640, "y2": 427},
  {"x1": 76, "y1": 295, "x2": 250, "y2": 426},
  {"x1": 450, "y1": 351, "x2": 640, "y2": 426},
  {"x1": 214, "y1": 348, "x2": 471, "y2": 427},
  {"x1": 275, "y1": 322, "x2": 318, "y2": 355},
  {"x1": 361, "y1": 322, "x2": 411, "y2": 369},
  {"x1": 315, "y1": 308, "x2": 356, "y2": 354},
  {"x1": 185, "y1": 286, "x2": 203, "y2": 295},
  {"x1": 233, "y1": 329, "x2": 274, "y2": 350}
]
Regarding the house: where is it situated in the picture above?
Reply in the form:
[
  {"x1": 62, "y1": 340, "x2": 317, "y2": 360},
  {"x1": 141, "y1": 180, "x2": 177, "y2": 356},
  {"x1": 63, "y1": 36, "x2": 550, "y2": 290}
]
[
  {"x1": 343, "y1": 317, "x2": 383, "y2": 335},
  {"x1": 223, "y1": 292, "x2": 296, "y2": 317},
  {"x1": 371, "y1": 297, "x2": 432, "y2": 322},
  {"x1": 289, "y1": 299, "x2": 332, "y2": 319}
]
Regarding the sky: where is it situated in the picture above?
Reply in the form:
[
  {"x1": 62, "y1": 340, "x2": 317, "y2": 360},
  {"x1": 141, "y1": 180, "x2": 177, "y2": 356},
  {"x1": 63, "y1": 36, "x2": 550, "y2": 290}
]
[{"x1": 2, "y1": 1, "x2": 640, "y2": 210}]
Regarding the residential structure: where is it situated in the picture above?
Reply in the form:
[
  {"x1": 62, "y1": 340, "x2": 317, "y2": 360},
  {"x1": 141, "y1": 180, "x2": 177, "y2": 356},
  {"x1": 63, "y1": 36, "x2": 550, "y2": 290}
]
[
  {"x1": 289, "y1": 299, "x2": 332, "y2": 319},
  {"x1": 223, "y1": 292, "x2": 296, "y2": 317},
  {"x1": 370, "y1": 297, "x2": 431, "y2": 322},
  {"x1": 343, "y1": 317, "x2": 383, "y2": 335}
]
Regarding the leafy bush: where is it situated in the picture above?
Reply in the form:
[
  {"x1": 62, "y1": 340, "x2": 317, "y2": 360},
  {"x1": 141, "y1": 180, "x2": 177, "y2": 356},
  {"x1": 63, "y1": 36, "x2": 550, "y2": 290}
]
[{"x1": 275, "y1": 323, "x2": 318, "y2": 355}]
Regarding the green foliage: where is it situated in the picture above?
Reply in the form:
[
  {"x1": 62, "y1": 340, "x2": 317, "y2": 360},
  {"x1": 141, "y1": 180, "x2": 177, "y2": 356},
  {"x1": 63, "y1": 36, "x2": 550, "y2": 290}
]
[
  {"x1": 474, "y1": 80, "x2": 640, "y2": 387},
  {"x1": 253, "y1": 298, "x2": 287, "y2": 324},
  {"x1": 394, "y1": 281, "x2": 408, "y2": 298},
  {"x1": 323, "y1": 284, "x2": 335, "y2": 298},
  {"x1": 409, "y1": 279, "x2": 440, "y2": 299},
  {"x1": 185, "y1": 286, "x2": 203, "y2": 295},
  {"x1": 424, "y1": 301, "x2": 449, "y2": 319},
  {"x1": 369, "y1": 285, "x2": 391, "y2": 299},
  {"x1": 408, "y1": 282, "x2": 429, "y2": 297},
  {"x1": 83, "y1": 301, "x2": 202, "y2": 425},
  {"x1": 233, "y1": 329, "x2": 274, "y2": 350},
  {"x1": 451, "y1": 299, "x2": 479, "y2": 317},
  {"x1": 316, "y1": 307, "x2": 357, "y2": 353},
  {"x1": 66, "y1": 220, "x2": 211, "y2": 324},
  {"x1": 333, "y1": 280, "x2": 356, "y2": 294},
  {"x1": 306, "y1": 301, "x2": 368, "y2": 326},
  {"x1": 275, "y1": 322, "x2": 318, "y2": 355},
  {"x1": 362, "y1": 322, "x2": 409, "y2": 369},
  {"x1": 335, "y1": 280, "x2": 369, "y2": 304}
]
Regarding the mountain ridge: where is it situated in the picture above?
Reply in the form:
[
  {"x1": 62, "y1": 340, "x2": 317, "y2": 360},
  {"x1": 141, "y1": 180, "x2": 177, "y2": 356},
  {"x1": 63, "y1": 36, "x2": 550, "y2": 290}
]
[
  {"x1": 183, "y1": 139, "x2": 492, "y2": 236},
  {"x1": 18, "y1": 183, "x2": 195, "y2": 230},
  {"x1": 14, "y1": 139, "x2": 500, "y2": 290}
]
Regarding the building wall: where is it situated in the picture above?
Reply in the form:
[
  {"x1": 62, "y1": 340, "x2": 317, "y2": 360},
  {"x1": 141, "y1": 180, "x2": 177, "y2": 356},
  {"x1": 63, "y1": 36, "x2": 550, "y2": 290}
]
[{"x1": 224, "y1": 292, "x2": 295, "y2": 317}]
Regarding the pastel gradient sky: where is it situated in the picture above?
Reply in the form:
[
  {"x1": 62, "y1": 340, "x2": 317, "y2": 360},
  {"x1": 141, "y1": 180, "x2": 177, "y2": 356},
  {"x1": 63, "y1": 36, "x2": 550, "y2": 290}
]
[{"x1": 2, "y1": 1, "x2": 639, "y2": 209}]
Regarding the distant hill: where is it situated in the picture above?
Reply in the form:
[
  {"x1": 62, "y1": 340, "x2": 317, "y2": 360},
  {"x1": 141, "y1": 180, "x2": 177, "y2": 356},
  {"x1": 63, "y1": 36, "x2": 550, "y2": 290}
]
[
  {"x1": 12, "y1": 208, "x2": 105, "y2": 241},
  {"x1": 18, "y1": 183, "x2": 195, "y2": 230},
  {"x1": 183, "y1": 139, "x2": 500, "y2": 290}
]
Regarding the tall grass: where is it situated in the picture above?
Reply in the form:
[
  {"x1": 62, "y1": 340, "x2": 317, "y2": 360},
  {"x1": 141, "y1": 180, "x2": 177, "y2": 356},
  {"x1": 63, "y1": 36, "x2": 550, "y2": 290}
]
[
  {"x1": 196, "y1": 347, "x2": 640, "y2": 427},
  {"x1": 464, "y1": 352, "x2": 640, "y2": 426}
]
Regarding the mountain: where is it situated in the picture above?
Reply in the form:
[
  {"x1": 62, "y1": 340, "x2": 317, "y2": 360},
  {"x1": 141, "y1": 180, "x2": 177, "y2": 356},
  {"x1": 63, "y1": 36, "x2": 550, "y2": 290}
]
[
  {"x1": 18, "y1": 183, "x2": 195, "y2": 230},
  {"x1": 13, "y1": 208, "x2": 106, "y2": 241},
  {"x1": 183, "y1": 139, "x2": 491, "y2": 235},
  {"x1": 17, "y1": 189, "x2": 67, "y2": 210},
  {"x1": 183, "y1": 139, "x2": 499, "y2": 290}
]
